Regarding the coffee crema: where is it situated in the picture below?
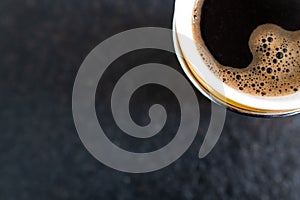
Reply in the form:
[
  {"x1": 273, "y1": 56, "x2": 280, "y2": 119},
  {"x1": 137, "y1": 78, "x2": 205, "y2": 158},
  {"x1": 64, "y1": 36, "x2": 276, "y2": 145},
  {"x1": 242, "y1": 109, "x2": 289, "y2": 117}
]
[{"x1": 193, "y1": 0, "x2": 300, "y2": 97}]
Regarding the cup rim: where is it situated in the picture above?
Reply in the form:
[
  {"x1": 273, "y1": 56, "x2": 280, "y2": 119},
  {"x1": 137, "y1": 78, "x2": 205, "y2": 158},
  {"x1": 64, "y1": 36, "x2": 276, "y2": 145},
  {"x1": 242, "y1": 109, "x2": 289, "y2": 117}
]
[{"x1": 174, "y1": 0, "x2": 300, "y2": 112}]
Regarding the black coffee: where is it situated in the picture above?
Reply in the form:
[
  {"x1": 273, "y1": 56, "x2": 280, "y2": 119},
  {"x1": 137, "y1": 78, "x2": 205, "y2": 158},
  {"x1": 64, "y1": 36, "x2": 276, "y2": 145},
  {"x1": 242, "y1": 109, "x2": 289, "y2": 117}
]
[
  {"x1": 200, "y1": 0, "x2": 300, "y2": 69},
  {"x1": 193, "y1": 0, "x2": 300, "y2": 97}
]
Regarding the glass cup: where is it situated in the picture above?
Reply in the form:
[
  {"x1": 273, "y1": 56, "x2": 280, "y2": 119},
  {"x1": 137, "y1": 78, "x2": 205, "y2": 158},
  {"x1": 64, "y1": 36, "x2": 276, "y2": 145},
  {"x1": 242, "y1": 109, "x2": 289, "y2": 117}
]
[{"x1": 173, "y1": 0, "x2": 300, "y2": 117}]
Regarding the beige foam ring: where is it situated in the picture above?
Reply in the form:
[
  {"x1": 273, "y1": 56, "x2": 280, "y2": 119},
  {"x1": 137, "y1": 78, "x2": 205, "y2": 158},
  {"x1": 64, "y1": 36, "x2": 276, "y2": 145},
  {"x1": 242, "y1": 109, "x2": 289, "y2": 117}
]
[{"x1": 193, "y1": 11, "x2": 300, "y2": 97}]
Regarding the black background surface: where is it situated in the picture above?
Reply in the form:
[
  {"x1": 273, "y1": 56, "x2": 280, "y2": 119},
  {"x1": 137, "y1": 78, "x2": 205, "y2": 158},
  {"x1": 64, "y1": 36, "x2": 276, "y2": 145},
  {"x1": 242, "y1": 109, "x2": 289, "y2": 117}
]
[{"x1": 1, "y1": 0, "x2": 300, "y2": 199}]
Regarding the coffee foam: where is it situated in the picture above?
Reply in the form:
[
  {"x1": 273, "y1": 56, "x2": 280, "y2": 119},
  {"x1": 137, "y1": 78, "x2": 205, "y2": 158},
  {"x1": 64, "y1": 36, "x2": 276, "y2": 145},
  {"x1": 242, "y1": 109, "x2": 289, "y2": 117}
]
[{"x1": 193, "y1": 9, "x2": 300, "y2": 97}]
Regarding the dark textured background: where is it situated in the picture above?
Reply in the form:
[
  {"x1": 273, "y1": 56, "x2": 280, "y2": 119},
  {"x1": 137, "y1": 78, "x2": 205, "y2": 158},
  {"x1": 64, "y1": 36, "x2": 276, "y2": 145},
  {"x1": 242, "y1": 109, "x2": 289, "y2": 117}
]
[{"x1": 1, "y1": 0, "x2": 300, "y2": 199}]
